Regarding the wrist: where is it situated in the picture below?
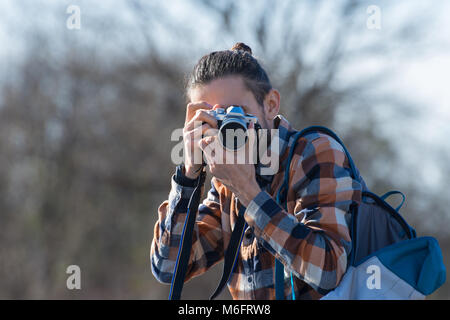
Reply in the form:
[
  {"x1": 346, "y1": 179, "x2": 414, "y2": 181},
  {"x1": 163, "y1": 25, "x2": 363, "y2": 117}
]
[
  {"x1": 174, "y1": 164, "x2": 199, "y2": 187},
  {"x1": 236, "y1": 179, "x2": 261, "y2": 207},
  {"x1": 184, "y1": 164, "x2": 201, "y2": 179}
]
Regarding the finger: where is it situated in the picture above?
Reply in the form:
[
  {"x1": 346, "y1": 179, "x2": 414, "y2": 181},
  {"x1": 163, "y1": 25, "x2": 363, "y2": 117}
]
[
  {"x1": 185, "y1": 109, "x2": 218, "y2": 131},
  {"x1": 186, "y1": 102, "x2": 213, "y2": 124},
  {"x1": 247, "y1": 121, "x2": 255, "y2": 148},
  {"x1": 203, "y1": 136, "x2": 234, "y2": 167},
  {"x1": 199, "y1": 137, "x2": 216, "y2": 165},
  {"x1": 213, "y1": 104, "x2": 226, "y2": 110},
  {"x1": 199, "y1": 136, "x2": 215, "y2": 152},
  {"x1": 185, "y1": 123, "x2": 214, "y2": 141},
  {"x1": 202, "y1": 125, "x2": 219, "y2": 138}
]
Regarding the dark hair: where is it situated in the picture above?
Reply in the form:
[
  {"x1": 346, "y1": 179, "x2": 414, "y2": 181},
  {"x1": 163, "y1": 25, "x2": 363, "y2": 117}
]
[{"x1": 186, "y1": 42, "x2": 272, "y2": 106}]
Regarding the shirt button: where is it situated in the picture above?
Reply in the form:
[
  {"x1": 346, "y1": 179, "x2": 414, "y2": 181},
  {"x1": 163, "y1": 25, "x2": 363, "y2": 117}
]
[{"x1": 247, "y1": 276, "x2": 253, "y2": 283}]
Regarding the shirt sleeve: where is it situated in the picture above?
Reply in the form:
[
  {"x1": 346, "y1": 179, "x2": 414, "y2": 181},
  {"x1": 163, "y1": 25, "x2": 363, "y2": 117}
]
[
  {"x1": 150, "y1": 171, "x2": 224, "y2": 284},
  {"x1": 244, "y1": 133, "x2": 362, "y2": 295}
]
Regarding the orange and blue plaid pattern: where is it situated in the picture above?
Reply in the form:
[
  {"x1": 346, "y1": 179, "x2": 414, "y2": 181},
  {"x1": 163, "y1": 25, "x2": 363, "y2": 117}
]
[{"x1": 151, "y1": 115, "x2": 362, "y2": 299}]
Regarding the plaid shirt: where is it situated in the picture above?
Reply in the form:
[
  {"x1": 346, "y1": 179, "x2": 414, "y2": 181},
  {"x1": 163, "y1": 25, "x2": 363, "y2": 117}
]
[{"x1": 151, "y1": 115, "x2": 362, "y2": 300}]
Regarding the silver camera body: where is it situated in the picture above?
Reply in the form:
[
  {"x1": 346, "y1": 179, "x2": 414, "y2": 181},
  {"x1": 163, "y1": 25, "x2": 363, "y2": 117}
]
[{"x1": 207, "y1": 106, "x2": 260, "y2": 151}]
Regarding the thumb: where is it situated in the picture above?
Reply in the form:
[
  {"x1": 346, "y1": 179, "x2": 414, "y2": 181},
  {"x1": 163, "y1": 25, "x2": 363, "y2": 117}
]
[{"x1": 199, "y1": 135, "x2": 215, "y2": 151}]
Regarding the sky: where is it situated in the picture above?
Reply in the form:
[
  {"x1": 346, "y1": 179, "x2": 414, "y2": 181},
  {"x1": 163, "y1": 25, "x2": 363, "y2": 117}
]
[{"x1": 0, "y1": 0, "x2": 449, "y2": 187}]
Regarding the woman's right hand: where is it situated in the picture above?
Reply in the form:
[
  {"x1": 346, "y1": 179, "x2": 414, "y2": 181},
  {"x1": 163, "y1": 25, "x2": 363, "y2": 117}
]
[{"x1": 183, "y1": 102, "x2": 218, "y2": 179}]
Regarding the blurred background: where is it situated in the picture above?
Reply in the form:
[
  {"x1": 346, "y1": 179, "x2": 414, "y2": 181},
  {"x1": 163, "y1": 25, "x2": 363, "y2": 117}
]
[{"x1": 0, "y1": 0, "x2": 449, "y2": 299}]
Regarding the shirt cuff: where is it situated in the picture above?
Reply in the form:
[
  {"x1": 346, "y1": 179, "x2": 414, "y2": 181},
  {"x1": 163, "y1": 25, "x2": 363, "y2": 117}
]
[
  {"x1": 173, "y1": 164, "x2": 199, "y2": 188},
  {"x1": 165, "y1": 173, "x2": 198, "y2": 233},
  {"x1": 169, "y1": 174, "x2": 197, "y2": 211}
]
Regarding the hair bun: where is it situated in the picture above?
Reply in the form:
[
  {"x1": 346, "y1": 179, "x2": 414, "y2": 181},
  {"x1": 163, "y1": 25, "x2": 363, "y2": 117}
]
[{"x1": 231, "y1": 42, "x2": 252, "y2": 55}]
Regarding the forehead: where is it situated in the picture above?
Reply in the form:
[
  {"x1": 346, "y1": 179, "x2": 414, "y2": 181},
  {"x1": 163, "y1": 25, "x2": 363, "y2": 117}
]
[{"x1": 189, "y1": 76, "x2": 257, "y2": 108}]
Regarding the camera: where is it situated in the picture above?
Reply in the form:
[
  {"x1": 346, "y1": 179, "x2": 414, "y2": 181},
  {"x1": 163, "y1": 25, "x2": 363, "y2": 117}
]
[{"x1": 207, "y1": 106, "x2": 261, "y2": 151}]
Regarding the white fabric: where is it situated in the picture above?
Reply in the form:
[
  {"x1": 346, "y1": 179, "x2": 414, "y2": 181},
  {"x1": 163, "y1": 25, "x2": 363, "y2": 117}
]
[{"x1": 321, "y1": 256, "x2": 425, "y2": 300}]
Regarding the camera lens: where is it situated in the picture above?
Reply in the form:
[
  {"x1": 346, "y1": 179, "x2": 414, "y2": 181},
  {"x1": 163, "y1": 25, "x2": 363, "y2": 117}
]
[{"x1": 218, "y1": 119, "x2": 248, "y2": 151}]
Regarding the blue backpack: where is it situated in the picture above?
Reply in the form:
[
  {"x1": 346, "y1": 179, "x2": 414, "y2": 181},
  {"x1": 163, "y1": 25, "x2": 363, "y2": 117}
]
[{"x1": 278, "y1": 126, "x2": 446, "y2": 299}]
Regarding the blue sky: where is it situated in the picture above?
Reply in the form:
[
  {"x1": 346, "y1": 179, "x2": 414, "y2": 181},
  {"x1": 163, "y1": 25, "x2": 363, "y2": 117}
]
[{"x1": 1, "y1": 0, "x2": 449, "y2": 188}]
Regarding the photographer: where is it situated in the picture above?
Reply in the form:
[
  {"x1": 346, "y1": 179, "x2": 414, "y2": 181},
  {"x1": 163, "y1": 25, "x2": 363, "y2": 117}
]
[{"x1": 151, "y1": 43, "x2": 362, "y2": 300}]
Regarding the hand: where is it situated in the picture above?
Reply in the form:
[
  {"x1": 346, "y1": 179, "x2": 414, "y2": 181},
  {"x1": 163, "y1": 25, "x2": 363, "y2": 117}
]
[
  {"x1": 183, "y1": 102, "x2": 218, "y2": 179},
  {"x1": 199, "y1": 133, "x2": 261, "y2": 207}
]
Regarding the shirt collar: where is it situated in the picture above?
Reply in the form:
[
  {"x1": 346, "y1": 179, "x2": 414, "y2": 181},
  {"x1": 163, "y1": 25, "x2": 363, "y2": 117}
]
[{"x1": 255, "y1": 115, "x2": 295, "y2": 184}]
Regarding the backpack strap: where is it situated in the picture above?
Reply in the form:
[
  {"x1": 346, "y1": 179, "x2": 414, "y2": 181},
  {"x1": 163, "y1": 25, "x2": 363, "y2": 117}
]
[
  {"x1": 273, "y1": 130, "x2": 304, "y2": 300},
  {"x1": 294, "y1": 126, "x2": 359, "y2": 180},
  {"x1": 380, "y1": 190, "x2": 406, "y2": 211},
  {"x1": 274, "y1": 126, "x2": 359, "y2": 299}
]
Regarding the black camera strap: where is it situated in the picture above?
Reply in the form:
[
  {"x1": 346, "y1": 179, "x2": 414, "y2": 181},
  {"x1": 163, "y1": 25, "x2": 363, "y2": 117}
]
[
  {"x1": 168, "y1": 167, "x2": 206, "y2": 300},
  {"x1": 169, "y1": 177, "x2": 247, "y2": 300},
  {"x1": 210, "y1": 203, "x2": 247, "y2": 300},
  {"x1": 169, "y1": 119, "x2": 261, "y2": 300}
]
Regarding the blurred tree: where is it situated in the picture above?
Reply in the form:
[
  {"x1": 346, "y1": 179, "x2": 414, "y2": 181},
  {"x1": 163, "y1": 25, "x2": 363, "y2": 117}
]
[{"x1": 0, "y1": 0, "x2": 448, "y2": 299}]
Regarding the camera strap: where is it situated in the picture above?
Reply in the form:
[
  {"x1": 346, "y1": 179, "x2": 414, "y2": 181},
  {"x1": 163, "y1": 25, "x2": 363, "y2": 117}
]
[
  {"x1": 210, "y1": 203, "x2": 247, "y2": 300},
  {"x1": 168, "y1": 167, "x2": 207, "y2": 300}
]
